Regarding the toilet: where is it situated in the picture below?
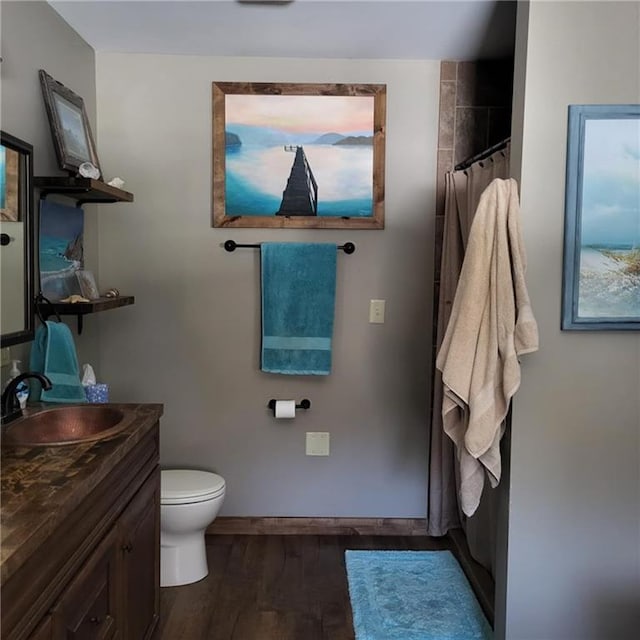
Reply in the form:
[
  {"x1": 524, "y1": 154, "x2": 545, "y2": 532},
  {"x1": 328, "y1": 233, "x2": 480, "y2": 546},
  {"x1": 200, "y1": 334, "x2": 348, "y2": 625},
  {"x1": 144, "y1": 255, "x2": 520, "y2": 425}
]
[{"x1": 160, "y1": 469, "x2": 226, "y2": 587}]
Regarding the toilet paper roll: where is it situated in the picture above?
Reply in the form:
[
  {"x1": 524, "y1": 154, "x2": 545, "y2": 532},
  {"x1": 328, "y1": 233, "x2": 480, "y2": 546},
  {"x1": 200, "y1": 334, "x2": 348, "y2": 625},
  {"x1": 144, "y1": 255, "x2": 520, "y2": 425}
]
[{"x1": 275, "y1": 400, "x2": 296, "y2": 419}]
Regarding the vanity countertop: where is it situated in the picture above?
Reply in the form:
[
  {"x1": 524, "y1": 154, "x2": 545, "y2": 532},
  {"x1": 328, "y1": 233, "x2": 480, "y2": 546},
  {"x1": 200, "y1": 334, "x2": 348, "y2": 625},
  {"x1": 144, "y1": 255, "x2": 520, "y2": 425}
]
[{"x1": 0, "y1": 402, "x2": 163, "y2": 586}]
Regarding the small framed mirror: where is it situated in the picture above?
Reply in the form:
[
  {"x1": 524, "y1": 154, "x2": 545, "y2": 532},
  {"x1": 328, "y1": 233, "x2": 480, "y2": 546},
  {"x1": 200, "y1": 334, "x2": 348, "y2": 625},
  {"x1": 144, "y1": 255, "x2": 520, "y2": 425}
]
[{"x1": 1, "y1": 131, "x2": 35, "y2": 347}]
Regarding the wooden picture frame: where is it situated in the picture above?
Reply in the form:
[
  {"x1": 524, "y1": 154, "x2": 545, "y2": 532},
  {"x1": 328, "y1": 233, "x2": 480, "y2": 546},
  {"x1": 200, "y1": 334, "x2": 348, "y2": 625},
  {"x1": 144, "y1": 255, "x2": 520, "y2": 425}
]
[
  {"x1": 212, "y1": 82, "x2": 386, "y2": 229},
  {"x1": 0, "y1": 131, "x2": 35, "y2": 347},
  {"x1": 561, "y1": 104, "x2": 640, "y2": 331},
  {"x1": 39, "y1": 69, "x2": 101, "y2": 177},
  {"x1": 0, "y1": 141, "x2": 20, "y2": 222}
]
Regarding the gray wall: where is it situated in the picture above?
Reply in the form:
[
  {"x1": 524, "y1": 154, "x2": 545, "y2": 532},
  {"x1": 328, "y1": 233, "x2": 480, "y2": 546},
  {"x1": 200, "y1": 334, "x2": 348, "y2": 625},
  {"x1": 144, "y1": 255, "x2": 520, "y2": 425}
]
[
  {"x1": 4, "y1": 1, "x2": 638, "y2": 634},
  {"x1": 0, "y1": 1, "x2": 100, "y2": 376},
  {"x1": 505, "y1": 2, "x2": 640, "y2": 638},
  {"x1": 95, "y1": 53, "x2": 439, "y2": 517}
]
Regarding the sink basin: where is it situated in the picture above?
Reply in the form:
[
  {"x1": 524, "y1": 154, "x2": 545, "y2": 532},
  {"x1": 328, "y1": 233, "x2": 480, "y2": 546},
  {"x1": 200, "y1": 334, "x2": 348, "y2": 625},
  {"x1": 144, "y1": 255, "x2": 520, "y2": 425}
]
[{"x1": 2, "y1": 406, "x2": 129, "y2": 446}]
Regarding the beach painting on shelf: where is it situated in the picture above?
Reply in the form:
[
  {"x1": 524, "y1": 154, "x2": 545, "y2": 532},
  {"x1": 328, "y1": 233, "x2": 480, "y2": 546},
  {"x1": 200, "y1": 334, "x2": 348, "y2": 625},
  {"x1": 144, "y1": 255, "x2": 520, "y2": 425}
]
[
  {"x1": 212, "y1": 82, "x2": 386, "y2": 229},
  {"x1": 562, "y1": 104, "x2": 640, "y2": 330},
  {"x1": 39, "y1": 200, "x2": 84, "y2": 301}
]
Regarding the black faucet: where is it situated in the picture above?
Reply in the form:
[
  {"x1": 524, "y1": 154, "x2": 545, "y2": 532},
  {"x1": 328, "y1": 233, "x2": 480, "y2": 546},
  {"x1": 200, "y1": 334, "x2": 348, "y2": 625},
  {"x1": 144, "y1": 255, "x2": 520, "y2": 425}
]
[{"x1": 1, "y1": 372, "x2": 52, "y2": 424}]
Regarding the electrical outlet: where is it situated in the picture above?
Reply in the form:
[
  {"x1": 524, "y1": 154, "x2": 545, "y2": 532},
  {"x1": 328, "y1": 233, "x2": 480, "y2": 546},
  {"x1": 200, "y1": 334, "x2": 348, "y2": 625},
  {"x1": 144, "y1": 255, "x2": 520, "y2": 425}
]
[
  {"x1": 1, "y1": 348, "x2": 10, "y2": 367},
  {"x1": 369, "y1": 299, "x2": 385, "y2": 324},
  {"x1": 306, "y1": 432, "x2": 330, "y2": 456}
]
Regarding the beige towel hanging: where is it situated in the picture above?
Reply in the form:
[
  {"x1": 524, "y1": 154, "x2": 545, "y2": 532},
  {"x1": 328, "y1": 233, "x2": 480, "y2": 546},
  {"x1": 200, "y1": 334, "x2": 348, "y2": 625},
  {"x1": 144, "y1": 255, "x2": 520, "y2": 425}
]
[{"x1": 436, "y1": 178, "x2": 538, "y2": 517}]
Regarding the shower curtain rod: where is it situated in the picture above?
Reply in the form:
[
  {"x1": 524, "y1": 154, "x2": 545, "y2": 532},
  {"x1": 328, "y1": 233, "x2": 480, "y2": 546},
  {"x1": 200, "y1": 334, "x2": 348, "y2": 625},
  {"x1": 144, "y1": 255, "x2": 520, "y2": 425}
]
[{"x1": 454, "y1": 137, "x2": 511, "y2": 172}]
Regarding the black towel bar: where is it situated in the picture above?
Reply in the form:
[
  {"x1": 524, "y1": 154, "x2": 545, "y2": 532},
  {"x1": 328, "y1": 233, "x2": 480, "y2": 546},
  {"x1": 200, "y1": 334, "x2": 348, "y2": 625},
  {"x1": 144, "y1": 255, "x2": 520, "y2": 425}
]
[{"x1": 224, "y1": 240, "x2": 355, "y2": 254}]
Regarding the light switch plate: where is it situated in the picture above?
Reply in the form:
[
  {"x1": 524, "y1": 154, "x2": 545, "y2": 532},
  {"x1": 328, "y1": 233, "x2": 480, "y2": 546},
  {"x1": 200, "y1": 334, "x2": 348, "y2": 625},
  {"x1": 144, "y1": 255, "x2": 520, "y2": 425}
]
[
  {"x1": 1, "y1": 348, "x2": 10, "y2": 367},
  {"x1": 369, "y1": 299, "x2": 385, "y2": 323},
  {"x1": 306, "y1": 432, "x2": 330, "y2": 456}
]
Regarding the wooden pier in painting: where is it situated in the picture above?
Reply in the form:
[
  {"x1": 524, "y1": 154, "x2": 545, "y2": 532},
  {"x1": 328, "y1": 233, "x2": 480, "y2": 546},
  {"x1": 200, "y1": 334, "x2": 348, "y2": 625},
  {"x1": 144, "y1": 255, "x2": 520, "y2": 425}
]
[{"x1": 276, "y1": 146, "x2": 318, "y2": 216}]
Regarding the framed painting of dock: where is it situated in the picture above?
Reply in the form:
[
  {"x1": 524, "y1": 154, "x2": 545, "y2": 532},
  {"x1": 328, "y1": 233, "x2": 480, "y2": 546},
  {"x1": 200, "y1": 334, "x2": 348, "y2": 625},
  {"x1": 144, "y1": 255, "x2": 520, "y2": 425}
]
[
  {"x1": 561, "y1": 104, "x2": 640, "y2": 330},
  {"x1": 212, "y1": 82, "x2": 386, "y2": 229}
]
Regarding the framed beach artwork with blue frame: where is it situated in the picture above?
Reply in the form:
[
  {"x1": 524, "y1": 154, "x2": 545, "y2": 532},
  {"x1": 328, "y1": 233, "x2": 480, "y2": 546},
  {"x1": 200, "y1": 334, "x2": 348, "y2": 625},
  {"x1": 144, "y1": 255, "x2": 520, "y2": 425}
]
[
  {"x1": 562, "y1": 104, "x2": 640, "y2": 331},
  {"x1": 212, "y1": 82, "x2": 386, "y2": 229}
]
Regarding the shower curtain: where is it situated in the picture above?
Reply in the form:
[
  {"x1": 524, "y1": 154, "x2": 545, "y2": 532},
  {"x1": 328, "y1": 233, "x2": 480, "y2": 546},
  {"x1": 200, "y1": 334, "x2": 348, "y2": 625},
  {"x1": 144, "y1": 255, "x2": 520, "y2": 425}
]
[{"x1": 427, "y1": 145, "x2": 510, "y2": 576}]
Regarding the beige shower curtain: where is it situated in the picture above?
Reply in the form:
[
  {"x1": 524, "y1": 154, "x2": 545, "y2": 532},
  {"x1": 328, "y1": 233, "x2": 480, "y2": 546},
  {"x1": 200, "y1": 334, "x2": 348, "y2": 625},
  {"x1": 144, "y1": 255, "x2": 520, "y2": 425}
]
[{"x1": 427, "y1": 145, "x2": 510, "y2": 575}]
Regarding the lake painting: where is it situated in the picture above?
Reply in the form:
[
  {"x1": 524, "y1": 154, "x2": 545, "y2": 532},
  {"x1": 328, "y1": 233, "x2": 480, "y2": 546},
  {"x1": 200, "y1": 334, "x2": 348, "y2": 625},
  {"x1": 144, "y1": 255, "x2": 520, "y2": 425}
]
[
  {"x1": 226, "y1": 94, "x2": 373, "y2": 217},
  {"x1": 212, "y1": 83, "x2": 386, "y2": 229},
  {"x1": 563, "y1": 105, "x2": 640, "y2": 329}
]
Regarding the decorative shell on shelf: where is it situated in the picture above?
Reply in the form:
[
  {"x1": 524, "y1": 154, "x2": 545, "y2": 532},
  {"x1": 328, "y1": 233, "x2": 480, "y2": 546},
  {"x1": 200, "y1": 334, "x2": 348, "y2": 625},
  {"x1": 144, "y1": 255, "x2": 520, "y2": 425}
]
[
  {"x1": 60, "y1": 294, "x2": 90, "y2": 303},
  {"x1": 107, "y1": 177, "x2": 125, "y2": 189},
  {"x1": 78, "y1": 162, "x2": 101, "y2": 180}
]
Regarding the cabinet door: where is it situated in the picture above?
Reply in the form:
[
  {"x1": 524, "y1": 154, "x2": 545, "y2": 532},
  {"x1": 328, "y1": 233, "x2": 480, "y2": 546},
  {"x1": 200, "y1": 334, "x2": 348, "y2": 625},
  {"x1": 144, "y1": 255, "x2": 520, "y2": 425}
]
[
  {"x1": 50, "y1": 527, "x2": 119, "y2": 640},
  {"x1": 119, "y1": 467, "x2": 160, "y2": 640}
]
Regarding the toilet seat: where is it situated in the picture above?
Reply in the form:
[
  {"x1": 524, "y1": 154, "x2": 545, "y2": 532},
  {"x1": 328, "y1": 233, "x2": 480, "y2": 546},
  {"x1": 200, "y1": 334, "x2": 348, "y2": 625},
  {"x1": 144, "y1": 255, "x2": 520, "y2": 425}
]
[{"x1": 161, "y1": 469, "x2": 226, "y2": 505}]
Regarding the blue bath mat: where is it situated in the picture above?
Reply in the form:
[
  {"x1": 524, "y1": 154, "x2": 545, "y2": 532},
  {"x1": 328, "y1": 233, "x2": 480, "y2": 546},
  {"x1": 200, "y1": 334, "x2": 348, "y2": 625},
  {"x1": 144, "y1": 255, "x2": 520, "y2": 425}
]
[{"x1": 345, "y1": 550, "x2": 492, "y2": 640}]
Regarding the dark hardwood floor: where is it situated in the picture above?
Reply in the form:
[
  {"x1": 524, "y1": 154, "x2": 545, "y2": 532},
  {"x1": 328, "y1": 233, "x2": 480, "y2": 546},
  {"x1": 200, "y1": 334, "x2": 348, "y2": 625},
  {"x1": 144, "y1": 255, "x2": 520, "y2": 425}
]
[{"x1": 157, "y1": 534, "x2": 451, "y2": 640}]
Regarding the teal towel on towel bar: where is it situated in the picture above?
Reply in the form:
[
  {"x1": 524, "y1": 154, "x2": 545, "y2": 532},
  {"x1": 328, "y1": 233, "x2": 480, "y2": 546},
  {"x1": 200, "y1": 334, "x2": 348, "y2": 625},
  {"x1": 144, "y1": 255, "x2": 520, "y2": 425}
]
[
  {"x1": 29, "y1": 321, "x2": 87, "y2": 403},
  {"x1": 261, "y1": 242, "x2": 337, "y2": 375}
]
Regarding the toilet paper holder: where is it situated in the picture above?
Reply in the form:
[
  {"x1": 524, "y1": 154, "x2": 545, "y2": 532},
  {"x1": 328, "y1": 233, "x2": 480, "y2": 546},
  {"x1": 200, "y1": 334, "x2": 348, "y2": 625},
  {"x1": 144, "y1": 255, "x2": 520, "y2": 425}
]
[{"x1": 268, "y1": 398, "x2": 311, "y2": 415}]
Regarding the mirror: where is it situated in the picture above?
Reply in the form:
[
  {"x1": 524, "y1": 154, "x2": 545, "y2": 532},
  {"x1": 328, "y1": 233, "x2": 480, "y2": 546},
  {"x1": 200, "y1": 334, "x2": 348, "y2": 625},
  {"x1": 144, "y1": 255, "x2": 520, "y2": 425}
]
[{"x1": 1, "y1": 131, "x2": 35, "y2": 347}]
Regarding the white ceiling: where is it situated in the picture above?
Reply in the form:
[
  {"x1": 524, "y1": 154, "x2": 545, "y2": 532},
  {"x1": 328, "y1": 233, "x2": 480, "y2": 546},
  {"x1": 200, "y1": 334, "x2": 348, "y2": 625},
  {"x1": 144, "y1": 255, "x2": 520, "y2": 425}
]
[{"x1": 48, "y1": 0, "x2": 517, "y2": 61}]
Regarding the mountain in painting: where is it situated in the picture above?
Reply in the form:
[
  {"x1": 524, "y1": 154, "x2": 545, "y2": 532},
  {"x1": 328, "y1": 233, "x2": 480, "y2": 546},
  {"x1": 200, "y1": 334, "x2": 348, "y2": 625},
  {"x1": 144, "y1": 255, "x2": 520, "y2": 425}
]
[{"x1": 314, "y1": 132, "x2": 345, "y2": 144}]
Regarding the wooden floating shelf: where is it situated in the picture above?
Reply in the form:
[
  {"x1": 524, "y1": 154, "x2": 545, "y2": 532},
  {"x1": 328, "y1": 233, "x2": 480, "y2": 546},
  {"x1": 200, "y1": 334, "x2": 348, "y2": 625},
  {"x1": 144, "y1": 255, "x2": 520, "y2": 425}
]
[
  {"x1": 42, "y1": 296, "x2": 135, "y2": 334},
  {"x1": 34, "y1": 177, "x2": 134, "y2": 204},
  {"x1": 48, "y1": 296, "x2": 135, "y2": 316}
]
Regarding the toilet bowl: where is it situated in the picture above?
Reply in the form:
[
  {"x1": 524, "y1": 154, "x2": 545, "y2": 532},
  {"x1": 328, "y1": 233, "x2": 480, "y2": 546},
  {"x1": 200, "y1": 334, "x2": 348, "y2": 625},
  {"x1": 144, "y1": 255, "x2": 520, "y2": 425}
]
[{"x1": 160, "y1": 469, "x2": 225, "y2": 587}]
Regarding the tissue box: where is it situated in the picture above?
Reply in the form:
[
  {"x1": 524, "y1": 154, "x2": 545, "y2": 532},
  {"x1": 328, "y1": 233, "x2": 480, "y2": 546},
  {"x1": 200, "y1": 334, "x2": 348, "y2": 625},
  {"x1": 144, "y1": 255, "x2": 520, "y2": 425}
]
[{"x1": 84, "y1": 383, "x2": 109, "y2": 403}]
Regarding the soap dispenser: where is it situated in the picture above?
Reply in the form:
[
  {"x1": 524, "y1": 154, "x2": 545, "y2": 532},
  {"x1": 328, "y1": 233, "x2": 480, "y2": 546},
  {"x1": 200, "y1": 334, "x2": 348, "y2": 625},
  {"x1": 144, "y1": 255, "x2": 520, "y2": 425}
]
[{"x1": 7, "y1": 360, "x2": 29, "y2": 409}]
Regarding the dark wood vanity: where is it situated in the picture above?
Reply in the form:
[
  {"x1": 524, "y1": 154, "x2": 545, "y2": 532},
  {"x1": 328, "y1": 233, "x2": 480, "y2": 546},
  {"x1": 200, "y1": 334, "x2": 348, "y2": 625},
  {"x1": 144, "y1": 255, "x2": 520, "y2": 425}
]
[{"x1": 0, "y1": 403, "x2": 162, "y2": 640}]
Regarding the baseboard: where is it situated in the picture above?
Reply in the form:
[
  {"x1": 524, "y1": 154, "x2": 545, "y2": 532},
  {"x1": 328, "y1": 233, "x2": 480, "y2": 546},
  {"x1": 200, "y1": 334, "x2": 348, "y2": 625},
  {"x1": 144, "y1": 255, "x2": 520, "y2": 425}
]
[{"x1": 206, "y1": 517, "x2": 428, "y2": 536}]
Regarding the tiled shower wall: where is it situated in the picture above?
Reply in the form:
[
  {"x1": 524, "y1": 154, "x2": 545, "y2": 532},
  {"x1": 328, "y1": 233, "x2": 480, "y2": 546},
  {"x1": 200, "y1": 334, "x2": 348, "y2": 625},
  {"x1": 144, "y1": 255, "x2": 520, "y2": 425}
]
[
  {"x1": 434, "y1": 59, "x2": 514, "y2": 272},
  {"x1": 431, "y1": 59, "x2": 513, "y2": 394}
]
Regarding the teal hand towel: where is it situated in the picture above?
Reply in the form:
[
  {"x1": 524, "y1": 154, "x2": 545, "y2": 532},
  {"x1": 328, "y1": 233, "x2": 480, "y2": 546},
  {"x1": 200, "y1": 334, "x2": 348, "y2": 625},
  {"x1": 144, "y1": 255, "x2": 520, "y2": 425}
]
[
  {"x1": 29, "y1": 321, "x2": 87, "y2": 403},
  {"x1": 261, "y1": 243, "x2": 337, "y2": 375}
]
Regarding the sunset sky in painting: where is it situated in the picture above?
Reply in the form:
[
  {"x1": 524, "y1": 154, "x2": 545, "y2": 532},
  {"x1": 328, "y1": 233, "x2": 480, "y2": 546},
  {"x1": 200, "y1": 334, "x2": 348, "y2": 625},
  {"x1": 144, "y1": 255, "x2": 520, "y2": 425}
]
[{"x1": 225, "y1": 94, "x2": 374, "y2": 134}]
